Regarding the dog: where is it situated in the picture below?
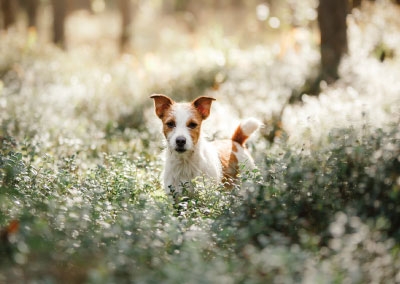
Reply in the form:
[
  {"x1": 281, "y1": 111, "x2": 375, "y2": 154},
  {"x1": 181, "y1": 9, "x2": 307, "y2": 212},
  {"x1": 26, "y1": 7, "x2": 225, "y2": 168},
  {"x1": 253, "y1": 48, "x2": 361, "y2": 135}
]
[{"x1": 150, "y1": 94, "x2": 261, "y2": 194}]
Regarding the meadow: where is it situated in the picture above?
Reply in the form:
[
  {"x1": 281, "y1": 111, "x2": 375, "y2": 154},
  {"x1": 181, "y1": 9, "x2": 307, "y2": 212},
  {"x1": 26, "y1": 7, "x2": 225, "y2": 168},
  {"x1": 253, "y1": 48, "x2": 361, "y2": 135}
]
[{"x1": 1, "y1": 1, "x2": 400, "y2": 283}]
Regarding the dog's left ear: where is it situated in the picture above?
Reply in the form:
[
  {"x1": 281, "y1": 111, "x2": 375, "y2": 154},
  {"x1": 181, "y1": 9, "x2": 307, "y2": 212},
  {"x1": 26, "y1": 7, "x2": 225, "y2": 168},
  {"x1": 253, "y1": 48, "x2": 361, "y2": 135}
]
[
  {"x1": 192, "y1": 96, "x2": 216, "y2": 119},
  {"x1": 150, "y1": 94, "x2": 174, "y2": 119}
]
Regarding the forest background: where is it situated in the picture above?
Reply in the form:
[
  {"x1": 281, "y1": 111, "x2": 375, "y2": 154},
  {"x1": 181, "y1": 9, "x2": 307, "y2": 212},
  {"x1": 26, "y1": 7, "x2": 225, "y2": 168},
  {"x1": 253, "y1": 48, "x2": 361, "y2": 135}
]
[{"x1": 1, "y1": 0, "x2": 400, "y2": 283}]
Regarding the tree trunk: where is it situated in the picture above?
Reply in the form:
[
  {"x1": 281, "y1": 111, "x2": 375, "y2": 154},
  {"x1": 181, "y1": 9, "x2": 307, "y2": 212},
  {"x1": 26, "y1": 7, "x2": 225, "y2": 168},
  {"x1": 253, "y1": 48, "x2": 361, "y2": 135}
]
[
  {"x1": 26, "y1": 0, "x2": 39, "y2": 27},
  {"x1": 318, "y1": 0, "x2": 348, "y2": 83},
  {"x1": 51, "y1": 0, "x2": 67, "y2": 47},
  {"x1": 1, "y1": 0, "x2": 17, "y2": 29},
  {"x1": 352, "y1": 0, "x2": 362, "y2": 8},
  {"x1": 119, "y1": 0, "x2": 132, "y2": 51}
]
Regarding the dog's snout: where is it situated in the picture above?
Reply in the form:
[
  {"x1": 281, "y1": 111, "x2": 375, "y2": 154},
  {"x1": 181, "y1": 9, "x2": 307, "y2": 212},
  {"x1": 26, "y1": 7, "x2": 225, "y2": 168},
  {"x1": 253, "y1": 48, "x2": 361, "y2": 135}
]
[{"x1": 176, "y1": 136, "x2": 186, "y2": 147}]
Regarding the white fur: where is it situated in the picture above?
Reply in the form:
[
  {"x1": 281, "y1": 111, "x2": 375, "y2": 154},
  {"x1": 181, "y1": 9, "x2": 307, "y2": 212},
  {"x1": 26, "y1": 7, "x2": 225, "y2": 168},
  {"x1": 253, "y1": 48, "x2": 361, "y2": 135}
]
[
  {"x1": 162, "y1": 103, "x2": 222, "y2": 193},
  {"x1": 240, "y1": 118, "x2": 263, "y2": 136},
  {"x1": 163, "y1": 136, "x2": 221, "y2": 194},
  {"x1": 233, "y1": 144, "x2": 256, "y2": 170}
]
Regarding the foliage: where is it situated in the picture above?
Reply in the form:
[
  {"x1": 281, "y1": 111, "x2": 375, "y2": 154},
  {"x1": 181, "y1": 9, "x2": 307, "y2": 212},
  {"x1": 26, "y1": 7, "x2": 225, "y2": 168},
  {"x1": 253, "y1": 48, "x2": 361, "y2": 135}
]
[{"x1": 1, "y1": 1, "x2": 400, "y2": 283}]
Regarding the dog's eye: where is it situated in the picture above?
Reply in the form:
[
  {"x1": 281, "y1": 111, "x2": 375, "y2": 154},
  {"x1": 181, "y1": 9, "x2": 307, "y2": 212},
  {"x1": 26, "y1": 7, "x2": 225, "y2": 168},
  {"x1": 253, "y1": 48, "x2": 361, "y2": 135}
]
[
  {"x1": 166, "y1": 121, "x2": 176, "y2": 128},
  {"x1": 188, "y1": 122, "x2": 198, "y2": 129}
]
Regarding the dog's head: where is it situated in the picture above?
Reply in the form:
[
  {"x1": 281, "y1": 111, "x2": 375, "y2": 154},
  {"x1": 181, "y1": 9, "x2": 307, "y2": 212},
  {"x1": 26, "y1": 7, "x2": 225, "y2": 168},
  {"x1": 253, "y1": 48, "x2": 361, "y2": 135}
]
[{"x1": 150, "y1": 94, "x2": 215, "y2": 153}]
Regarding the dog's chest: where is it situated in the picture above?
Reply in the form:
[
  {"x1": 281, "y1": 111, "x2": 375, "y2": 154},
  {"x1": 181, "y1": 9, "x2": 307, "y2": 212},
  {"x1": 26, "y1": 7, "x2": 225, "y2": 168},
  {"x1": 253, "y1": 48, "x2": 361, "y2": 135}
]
[
  {"x1": 169, "y1": 156, "x2": 203, "y2": 181},
  {"x1": 163, "y1": 141, "x2": 222, "y2": 192}
]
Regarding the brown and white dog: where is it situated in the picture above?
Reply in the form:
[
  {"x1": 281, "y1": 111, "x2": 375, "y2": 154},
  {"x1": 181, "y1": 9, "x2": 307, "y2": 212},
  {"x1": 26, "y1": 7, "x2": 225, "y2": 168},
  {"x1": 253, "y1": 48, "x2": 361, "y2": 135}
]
[{"x1": 150, "y1": 94, "x2": 261, "y2": 194}]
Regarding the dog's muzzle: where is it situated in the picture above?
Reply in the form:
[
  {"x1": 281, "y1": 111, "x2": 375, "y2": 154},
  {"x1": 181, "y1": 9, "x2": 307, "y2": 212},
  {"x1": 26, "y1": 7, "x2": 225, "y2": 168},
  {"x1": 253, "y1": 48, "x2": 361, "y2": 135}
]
[{"x1": 175, "y1": 136, "x2": 186, "y2": 153}]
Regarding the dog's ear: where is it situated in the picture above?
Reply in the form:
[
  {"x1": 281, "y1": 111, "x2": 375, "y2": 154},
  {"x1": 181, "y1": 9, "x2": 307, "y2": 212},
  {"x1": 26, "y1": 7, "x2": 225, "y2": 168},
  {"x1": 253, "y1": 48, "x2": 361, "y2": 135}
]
[
  {"x1": 150, "y1": 94, "x2": 174, "y2": 119},
  {"x1": 192, "y1": 96, "x2": 216, "y2": 119}
]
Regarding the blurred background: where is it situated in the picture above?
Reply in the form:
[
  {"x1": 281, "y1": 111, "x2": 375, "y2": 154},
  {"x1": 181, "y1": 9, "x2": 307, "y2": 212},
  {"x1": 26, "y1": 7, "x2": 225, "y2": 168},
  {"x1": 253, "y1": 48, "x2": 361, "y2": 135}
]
[
  {"x1": 1, "y1": 0, "x2": 400, "y2": 145},
  {"x1": 1, "y1": 1, "x2": 400, "y2": 283},
  {"x1": 1, "y1": 0, "x2": 400, "y2": 162},
  {"x1": 1, "y1": 0, "x2": 390, "y2": 79},
  {"x1": 2, "y1": 0, "x2": 399, "y2": 85},
  {"x1": 1, "y1": 0, "x2": 321, "y2": 51}
]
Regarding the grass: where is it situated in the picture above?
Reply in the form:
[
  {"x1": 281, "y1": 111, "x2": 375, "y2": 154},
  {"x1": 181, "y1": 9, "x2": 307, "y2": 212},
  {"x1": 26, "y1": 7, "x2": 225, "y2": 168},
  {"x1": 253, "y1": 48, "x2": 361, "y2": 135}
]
[{"x1": 1, "y1": 1, "x2": 400, "y2": 283}]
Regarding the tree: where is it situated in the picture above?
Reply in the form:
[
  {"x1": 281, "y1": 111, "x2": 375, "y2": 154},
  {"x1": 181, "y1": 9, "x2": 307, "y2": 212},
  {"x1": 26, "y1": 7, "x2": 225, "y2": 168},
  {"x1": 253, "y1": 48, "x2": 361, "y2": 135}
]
[
  {"x1": 26, "y1": 0, "x2": 39, "y2": 28},
  {"x1": 51, "y1": 0, "x2": 67, "y2": 47},
  {"x1": 0, "y1": 0, "x2": 17, "y2": 29},
  {"x1": 118, "y1": 0, "x2": 133, "y2": 51},
  {"x1": 318, "y1": 0, "x2": 348, "y2": 83}
]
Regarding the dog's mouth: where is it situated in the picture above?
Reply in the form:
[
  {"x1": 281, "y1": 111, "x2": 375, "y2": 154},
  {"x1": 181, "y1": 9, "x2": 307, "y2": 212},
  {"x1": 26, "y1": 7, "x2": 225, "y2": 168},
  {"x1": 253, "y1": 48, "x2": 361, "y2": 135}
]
[{"x1": 175, "y1": 147, "x2": 186, "y2": 153}]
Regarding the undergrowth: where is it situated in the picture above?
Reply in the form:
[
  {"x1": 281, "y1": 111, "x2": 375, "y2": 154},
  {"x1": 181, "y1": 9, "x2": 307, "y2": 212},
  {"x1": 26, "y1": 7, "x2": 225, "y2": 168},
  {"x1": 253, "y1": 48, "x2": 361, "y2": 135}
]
[{"x1": 1, "y1": 2, "x2": 400, "y2": 283}]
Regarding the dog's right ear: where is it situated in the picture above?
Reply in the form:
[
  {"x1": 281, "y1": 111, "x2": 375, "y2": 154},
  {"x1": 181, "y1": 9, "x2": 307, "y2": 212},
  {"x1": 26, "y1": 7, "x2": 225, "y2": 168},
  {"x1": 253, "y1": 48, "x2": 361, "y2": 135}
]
[{"x1": 150, "y1": 94, "x2": 174, "y2": 119}]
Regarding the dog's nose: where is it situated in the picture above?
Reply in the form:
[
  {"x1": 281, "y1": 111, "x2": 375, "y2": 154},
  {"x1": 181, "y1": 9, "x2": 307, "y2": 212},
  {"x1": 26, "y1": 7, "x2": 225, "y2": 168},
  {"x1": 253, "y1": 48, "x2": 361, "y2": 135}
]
[{"x1": 176, "y1": 136, "x2": 186, "y2": 147}]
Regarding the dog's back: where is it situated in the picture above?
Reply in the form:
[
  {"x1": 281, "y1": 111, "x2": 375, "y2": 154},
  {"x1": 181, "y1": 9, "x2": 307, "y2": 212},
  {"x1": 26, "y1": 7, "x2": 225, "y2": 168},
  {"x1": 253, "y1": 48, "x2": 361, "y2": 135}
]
[{"x1": 213, "y1": 118, "x2": 261, "y2": 184}]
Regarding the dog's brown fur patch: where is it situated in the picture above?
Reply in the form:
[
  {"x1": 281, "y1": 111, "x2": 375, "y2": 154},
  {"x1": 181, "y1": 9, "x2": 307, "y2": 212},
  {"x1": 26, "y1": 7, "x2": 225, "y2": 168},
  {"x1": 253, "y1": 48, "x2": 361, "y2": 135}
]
[
  {"x1": 213, "y1": 140, "x2": 241, "y2": 184},
  {"x1": 231, "y1": 126, "x2": 249, "y2": 146}
]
